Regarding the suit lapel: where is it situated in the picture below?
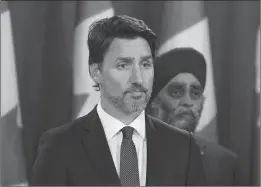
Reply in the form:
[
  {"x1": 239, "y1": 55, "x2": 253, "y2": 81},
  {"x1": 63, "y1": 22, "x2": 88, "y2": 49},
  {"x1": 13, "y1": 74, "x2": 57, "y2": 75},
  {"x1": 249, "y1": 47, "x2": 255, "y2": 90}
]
[
  {"x1": 145, "y1": 115, "x2": 167, "y2": 186},
  {"x1": 81, "y1": 106, "x2": 121, "y2": 186}
]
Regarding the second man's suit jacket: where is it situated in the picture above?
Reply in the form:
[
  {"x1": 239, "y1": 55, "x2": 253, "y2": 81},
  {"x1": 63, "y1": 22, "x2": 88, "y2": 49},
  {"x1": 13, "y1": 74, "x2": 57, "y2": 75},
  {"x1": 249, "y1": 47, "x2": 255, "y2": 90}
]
[{"x1": 195, "y1": 137, "x2": 239, "y2": 186}]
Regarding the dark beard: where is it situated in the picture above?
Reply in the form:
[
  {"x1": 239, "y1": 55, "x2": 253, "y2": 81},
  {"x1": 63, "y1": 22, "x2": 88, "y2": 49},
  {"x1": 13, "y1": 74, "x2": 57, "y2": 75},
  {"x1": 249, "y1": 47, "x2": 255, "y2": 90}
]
[{"x1": 164, "y1": 106, "x2": 201, "y2": 132}]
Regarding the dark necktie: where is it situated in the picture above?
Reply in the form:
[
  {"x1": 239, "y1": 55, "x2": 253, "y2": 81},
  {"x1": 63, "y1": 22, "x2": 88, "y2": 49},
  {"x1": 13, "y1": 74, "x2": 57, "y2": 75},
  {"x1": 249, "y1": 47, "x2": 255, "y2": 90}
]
[{"x1": 120, "y1": 126, "x2": 140, "y2": 186}]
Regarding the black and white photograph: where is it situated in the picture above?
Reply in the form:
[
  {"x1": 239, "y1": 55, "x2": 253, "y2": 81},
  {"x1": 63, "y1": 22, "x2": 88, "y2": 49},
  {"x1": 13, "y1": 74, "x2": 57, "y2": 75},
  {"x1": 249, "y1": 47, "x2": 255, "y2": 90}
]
[{"x1": 1, "y1": 1, "x2": 260, "y2": 186}]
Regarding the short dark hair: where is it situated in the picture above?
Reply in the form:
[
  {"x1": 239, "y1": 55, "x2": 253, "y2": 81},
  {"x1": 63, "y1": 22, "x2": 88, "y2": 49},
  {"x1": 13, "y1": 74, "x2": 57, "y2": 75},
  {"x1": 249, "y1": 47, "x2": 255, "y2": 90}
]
[{"x1": 88, "y1": 15, "x2": 157, "y2": 90}]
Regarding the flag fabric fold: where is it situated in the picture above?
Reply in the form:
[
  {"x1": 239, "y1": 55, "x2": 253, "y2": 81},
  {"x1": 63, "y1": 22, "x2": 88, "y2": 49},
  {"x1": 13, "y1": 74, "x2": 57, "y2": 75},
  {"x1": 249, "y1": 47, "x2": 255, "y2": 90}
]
[{"x1": 1, "y1": 1, "x2": 27, "y2": 185}]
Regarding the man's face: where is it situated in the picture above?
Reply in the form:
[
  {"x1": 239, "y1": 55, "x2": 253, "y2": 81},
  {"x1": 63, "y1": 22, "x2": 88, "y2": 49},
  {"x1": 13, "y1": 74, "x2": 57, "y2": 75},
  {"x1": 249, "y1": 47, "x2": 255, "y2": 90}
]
[
  {"x1": 157, "y1": 73, "x2": 204, "y2": 132},
  {"x1": 96, "y1": 37, "x2": 154, "y2": 114}
]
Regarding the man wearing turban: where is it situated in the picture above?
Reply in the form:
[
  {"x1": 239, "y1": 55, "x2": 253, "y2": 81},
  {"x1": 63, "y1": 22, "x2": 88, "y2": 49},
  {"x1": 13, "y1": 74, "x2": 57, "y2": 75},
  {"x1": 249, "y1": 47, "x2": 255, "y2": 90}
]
[{"x1": 148, "y1": 47, "x2": 239, "y2": 185}]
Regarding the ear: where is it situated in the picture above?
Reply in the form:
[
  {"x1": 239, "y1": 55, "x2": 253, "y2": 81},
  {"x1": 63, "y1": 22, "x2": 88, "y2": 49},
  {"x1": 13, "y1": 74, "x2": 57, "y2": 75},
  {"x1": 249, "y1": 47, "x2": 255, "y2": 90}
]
[{"x1": 89, "y1": 63, "x2": 101, "y2": 84}]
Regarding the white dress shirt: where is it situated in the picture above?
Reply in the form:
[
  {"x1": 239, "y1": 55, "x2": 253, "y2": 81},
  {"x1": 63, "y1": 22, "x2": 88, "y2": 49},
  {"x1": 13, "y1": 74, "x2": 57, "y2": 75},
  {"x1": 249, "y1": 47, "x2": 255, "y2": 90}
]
[{"x1": 97, "y1": 101, "x2": 147, "y2": 186}]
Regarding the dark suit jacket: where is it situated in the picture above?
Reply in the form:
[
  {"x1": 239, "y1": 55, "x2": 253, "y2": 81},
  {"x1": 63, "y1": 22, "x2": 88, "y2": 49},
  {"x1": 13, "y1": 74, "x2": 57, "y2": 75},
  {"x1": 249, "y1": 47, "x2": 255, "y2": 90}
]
[
  {"x1": 195, "y1": 137, "x2": 239, "y2": 186},
  {"x1": 31, "y1": 107, "x2": 206, "y2": 186}
]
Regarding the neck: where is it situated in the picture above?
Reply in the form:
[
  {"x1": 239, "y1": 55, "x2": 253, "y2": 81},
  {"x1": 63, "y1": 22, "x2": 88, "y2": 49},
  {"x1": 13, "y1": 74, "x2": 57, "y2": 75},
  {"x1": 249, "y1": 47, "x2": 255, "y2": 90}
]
[{"x1": 100, "y1": 98, "x2": 142, "y2": 125}]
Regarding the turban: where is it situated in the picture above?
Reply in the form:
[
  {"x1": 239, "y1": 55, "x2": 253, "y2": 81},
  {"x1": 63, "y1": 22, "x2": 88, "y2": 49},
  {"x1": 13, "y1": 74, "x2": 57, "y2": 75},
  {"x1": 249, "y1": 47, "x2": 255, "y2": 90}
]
[{"x1": 150, "y1": 47, "x2": 207, "y2": 101}]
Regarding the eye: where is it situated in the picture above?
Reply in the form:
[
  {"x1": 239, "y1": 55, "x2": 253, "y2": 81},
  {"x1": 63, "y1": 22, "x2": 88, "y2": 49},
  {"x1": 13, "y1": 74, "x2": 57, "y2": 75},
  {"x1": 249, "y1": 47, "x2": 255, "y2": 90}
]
[
  {"x1": 191, "y1": 90, "x2": 202, "y2": 99},
  {"x1": 142, "y1": 62, "x2": 153, "y2": 68},
  {"x1": 172, "y1": 90, "x2": 181, "y2": 97},
  {"x1": 170, "y1": 89, "x2": 183, "y2": 98},
  {"x1": 117, "y1": 63, "x2": 129, "y2": 70},
  {"x1": 168, "y1": 85, "x2": 184, "y2": 98},
  {"x1": 140, "y1": 60, "x2": 153, "y2": 68}
]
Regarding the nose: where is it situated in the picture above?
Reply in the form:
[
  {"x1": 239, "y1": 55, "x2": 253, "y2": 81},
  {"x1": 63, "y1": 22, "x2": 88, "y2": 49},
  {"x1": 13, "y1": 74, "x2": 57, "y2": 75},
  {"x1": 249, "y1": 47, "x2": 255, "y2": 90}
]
[
  {"x1": 179, "y1": 93, "x2": 193, "y2": 107},
  {"x1": 130, "y1": 65, "x2": 143, "y2": 85}
]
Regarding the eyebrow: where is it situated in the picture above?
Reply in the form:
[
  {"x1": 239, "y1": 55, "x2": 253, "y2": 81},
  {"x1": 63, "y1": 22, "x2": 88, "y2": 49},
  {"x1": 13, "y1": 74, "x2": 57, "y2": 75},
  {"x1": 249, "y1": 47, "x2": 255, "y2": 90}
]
[
  {"x1": 141, "y1": 55, "x2": 153, "y2": 61},
  {"x1": 116, "y1": 57, "x2": 134, "y2": 63},
  {"x1": 168, "y1": 82, "x2": 186, "y2": 88},
  {"x1": 116, "y1": 56, "x2": 153, "y2": 65},
  {"x1": 190, "y1": 84, "x2": 202, "y2": 90},
  {"x1": 117, "y1": 57, "x2": 134, "y2": 61}
]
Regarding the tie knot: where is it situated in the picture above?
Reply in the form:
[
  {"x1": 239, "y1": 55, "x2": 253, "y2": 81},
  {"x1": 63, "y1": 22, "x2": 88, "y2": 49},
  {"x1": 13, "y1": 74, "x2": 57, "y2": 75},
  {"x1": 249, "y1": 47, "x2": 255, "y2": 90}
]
[{"x1": 121, "y1": 126, "x2": 135, "y2": 139}]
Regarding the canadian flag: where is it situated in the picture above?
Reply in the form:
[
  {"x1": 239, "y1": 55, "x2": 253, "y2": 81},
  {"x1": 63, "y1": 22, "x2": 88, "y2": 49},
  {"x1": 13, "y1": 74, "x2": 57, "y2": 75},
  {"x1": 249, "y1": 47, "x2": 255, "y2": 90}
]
[
  {"x1": 158, "y1": 1, "x2": 217, "y2": 142},
  {"x1": 0, "y1": 1, "x2": 27, "y2": 186},
  {"x1": 72, "y1": 1, "x2": 114, "y2": 119}
]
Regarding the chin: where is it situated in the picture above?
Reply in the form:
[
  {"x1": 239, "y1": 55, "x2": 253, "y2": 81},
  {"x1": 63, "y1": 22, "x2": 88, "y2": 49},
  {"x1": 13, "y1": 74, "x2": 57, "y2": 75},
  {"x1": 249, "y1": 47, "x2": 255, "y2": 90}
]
[
  {"x1": 126, "y1": 95, "x2": 149, "y2": 107},
  {"x1": 125, "y1": 102, "x2": 147, "y2": 113}
]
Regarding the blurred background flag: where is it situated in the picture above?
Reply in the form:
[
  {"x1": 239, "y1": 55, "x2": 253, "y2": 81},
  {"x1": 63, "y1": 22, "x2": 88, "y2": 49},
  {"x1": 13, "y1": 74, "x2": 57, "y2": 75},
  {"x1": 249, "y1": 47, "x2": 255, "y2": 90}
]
[
  {"x1": 73, "y1": 1, "x2": 114, "y2": 119},
  {"x1": 0, "y1": 1, "x2": 27, "y2": 186},
  {"x1": 157, "y1": 1, "x2": 217, "y2": 142}
]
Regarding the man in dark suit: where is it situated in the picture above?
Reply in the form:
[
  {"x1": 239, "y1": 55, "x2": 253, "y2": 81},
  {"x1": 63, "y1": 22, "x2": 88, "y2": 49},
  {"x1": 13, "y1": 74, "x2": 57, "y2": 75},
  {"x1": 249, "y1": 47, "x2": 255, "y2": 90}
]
[
  {"x1": 31, "y1": 15, "x2": 206, "y2": 186},
  {"x1": 147, "y1": 47, "x2": 239, "y2": 186}
]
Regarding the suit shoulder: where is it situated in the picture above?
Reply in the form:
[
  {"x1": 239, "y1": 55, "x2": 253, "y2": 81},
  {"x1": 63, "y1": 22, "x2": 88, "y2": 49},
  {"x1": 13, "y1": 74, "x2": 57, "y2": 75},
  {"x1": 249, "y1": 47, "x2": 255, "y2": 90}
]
[
  {"x1": 41, "y1": 114, "x2": 89, "y2": 146},
  {"x1": 214, "y1": 143, "x2": 238, "y2": 159},
  {"x1": 198, "y1": 138, "x2": 238, "y2": 159}
]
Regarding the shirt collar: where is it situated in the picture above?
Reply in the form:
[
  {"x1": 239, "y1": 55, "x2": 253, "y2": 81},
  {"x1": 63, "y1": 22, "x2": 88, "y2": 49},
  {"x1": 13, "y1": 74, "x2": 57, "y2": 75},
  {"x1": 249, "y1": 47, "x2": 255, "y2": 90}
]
[{"x1": 96, "y1": 100, "x2": 146, "y2": 140}]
